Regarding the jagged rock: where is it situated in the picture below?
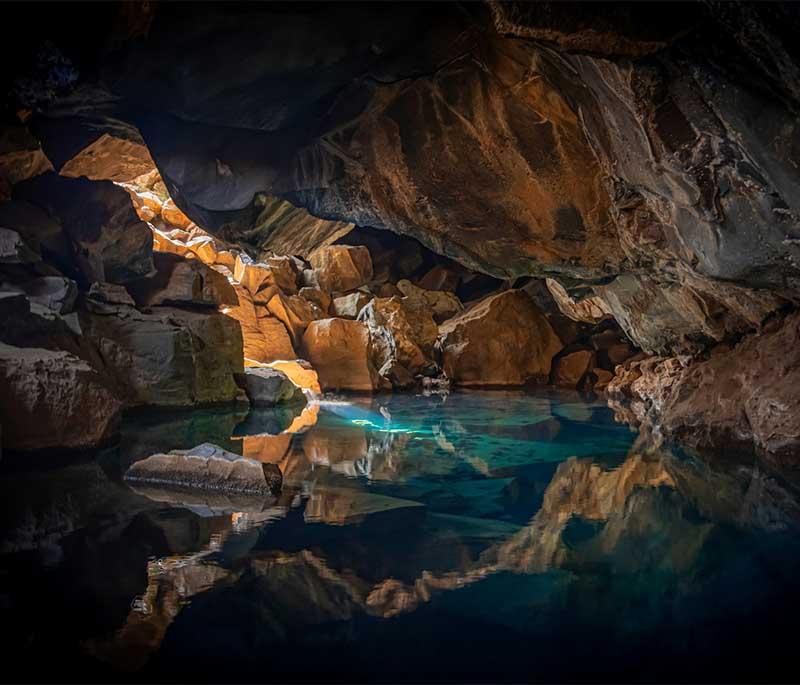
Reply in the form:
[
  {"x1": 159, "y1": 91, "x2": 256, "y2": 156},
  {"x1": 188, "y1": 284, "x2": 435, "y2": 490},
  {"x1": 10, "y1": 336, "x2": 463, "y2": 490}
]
[
  {"x1": 359, "y1": 296, "x2": 438, "y2": 376},
  {"x1": 0, "y1": 342, "x2": 121, "y2": 450},
  {"x1": 82, "y1": 306, "x2": 244, "y2": 407},
  {"x1": 298, "y1": 287, "x2": 331, "y2": 314},
  {"x1": 302, "y1": 318, "x2": 379, "y2": 391},
  {"x1": 331, "y1": 291, "x2": 371, "y2": 319},
  {"x1": 0, "y1": 227, "x2": 39, "y2": 263},
  {"x1": 437, "y1": 290, "x2": 563, "y2": 386},
  {"x1": 221, "y1": 283, "x2": 296, "y2": 363},
  {"x1": 396, "y1": 279, "x2": 462, "y2": 323},
  {"x1": 545, "y1": 278, "x2": 611, "y2": 324},
  {"x1": 235, "y1": 367, "x2": 305, "y2": 407},
  {"x1": 160, "y1": 197, "x2": 194, "y2": 230},
  {"x1": 125, "y1": 443, "x2": 282, "y2": 496},
  {"x1": 87, "y1": 282, "x2": 135, "y2": 306},
  {"x1": 308, "y1": 245, "x2": 373, "y2": 293},
  {"x1": 266, "y1": 291, "x2": 322, "y2": 347},
  {"x1": 0, "y1": 124, "x2": 52, "y2": 200},
  {"x1": 552, "y1": 349, "x2": 595, "y2": 388},
  {"x1": 13, "y1": 172, "x2": 153, "y2": 285},
  {"x1": 33, "y1": 115, "x2": 154, "y2": 183},
  {"x1": 263, "y1": 255, "x2": 299, "y2": 294},
  {"x1": 127, "y1": 252, "x2": 238, "y2": 308},
  {"x1": 589, "y1": 368, "x2": 614, "y2": 392}
]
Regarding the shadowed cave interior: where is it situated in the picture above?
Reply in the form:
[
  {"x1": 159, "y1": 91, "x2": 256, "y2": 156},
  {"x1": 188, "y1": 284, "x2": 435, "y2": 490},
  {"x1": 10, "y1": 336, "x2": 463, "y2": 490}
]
[{"x1": 1, "y1": 2, "x2": 800, "y2": 683}]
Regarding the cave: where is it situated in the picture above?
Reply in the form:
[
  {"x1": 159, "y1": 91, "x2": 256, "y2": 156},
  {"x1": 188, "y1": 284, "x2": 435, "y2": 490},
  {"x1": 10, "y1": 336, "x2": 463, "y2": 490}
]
[{"x1": 1, "y1": 2, "x2": 800, "y2": 683}]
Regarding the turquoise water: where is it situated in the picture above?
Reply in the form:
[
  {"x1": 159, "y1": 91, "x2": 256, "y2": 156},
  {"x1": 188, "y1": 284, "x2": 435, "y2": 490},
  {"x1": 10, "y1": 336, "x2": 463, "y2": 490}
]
[{"x1": 2, "y1": 390, "x2": 800, "y2": 682}]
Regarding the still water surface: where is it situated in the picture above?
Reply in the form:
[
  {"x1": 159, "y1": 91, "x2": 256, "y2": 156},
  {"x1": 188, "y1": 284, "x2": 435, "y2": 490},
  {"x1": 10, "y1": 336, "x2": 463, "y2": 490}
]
[{"x1": 2, "y1": 391, "x2": 800, "y2": 682}]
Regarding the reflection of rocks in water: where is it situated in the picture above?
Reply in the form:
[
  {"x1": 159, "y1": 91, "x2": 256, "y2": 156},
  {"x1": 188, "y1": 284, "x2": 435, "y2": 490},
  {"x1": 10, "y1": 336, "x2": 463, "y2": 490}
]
[
  {"x1": 303, "y1": 486, "x2": 424, "y2": 526},
  {"x1": 127, "y1": 482, "x2": 284, "y2": 519}
]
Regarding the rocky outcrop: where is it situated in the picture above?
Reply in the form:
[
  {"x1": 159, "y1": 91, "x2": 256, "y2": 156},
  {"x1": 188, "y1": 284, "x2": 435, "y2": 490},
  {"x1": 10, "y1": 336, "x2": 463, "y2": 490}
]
[
  {"x1": 235, "y1": 367, "x2": 305, "y2": 407},
  {"x1": 396, "y1": 279, "x2": 462, "y2": 324},
  {"x1": 308, "y1": 245, "x2": 373, "y2": 293},
  {"x1": 82, "y1": 306, "x2": 244, "y2": 407},
  {"x1": 437, "y1": 290, "x2": 563, "y2": 386},
  {"x1": 0, "y1": 342, "x2": 121, "y2": 450},
  {"x1": 607, "y1": 312, "x2": 800, "y2": 457},
  {"x1": 125, "y1": 443, "x2": 283, "y2": 496},
  {"x1": 302, "y1": 318, "x2": 380, "y2": 391}
]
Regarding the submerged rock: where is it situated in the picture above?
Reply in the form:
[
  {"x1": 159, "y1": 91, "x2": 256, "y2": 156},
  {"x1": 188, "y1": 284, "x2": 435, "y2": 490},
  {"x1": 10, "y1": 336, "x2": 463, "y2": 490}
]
[
  {"x1": 0, "y1": 342, "x2": 121, "y2": 450},
  {"x1": 235, "y1": 367, "x2": 305, "y2": 407},
  {"x1": 437, "y1": 290, "x2": 563, "y2": 386},
  {"x1": 125, "y1": 443, "x2": 282, "y2": 496}
]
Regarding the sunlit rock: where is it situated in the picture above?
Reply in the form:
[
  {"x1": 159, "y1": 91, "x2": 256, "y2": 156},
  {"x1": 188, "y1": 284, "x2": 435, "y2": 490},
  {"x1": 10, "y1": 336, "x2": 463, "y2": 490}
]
[
  {"x1": 396, "y1": 279, "x2": 462, "y2": 323},
  {"x1": 302, "y1": 318, "x2": 380, "y2": 391},
  {"x1": 308, "y1": 245, "x2": 373, "y2": 293},
  {"x1": 125, "y1": 442, "x2": 283, "y2": 496},
  {"x1": 0, "y1": 342, "x2": 121, "y2": 450},
  {"x1": 266, "y1": 291, "x2": 323, "y2": 347},
  {"x1": 235, "y1": 367, "x2": 305, "y2": 407},
  {"x1": 298, "y1": 286, "x2": 331, "y2": 314},
  {"x1": 257, "y1": 359, "x2": 321, "y2": 395},
  {"x1": 437, "y1": 290, "x2": 563, "y2": 386},
  {"x1": 545, "y1": 278, "x2": 611, "y2": 324},
  {"x1": 160, "y1": 197, "x2": 194, "y2": 230}
]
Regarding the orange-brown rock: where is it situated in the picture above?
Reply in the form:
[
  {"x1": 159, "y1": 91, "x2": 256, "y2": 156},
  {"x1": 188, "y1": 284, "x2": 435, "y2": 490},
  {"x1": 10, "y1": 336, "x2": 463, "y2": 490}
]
[
  {"x1": 552, "y1": 349, "x2": 595, "y2": 388},
  {"x1": 0, "y1": 342, "x2": 121, "y2": 450},
  {"x1": 298, "y1": 287, "x2": 331, "y2": 314},
  {"x1": 416, "y1": 265, "x2": 461, "y2": 293},
  {"x1": 266, "y1": 291, "x2": 323, "y2": 347},
  {"x1": 161, "y1": 197, "x2": 194, "y2": 230},
  {"x1": 260, "y1": 359, "x2": 321, "y2": 395},
  {"x1": 302, "y1": 318, "x2": 379, "y2": 391},
  {"x1": 545, "y1": 278, "x2": 611, "y2": 324},
  {"x1": 437, "y1": 290, "x2": 563, "y2": 387},
  {"x1": 308, "y1": 245, "x2": 373, "y2": 293},
  {"x1": 396, "y1": 279, "x2": 462, "y2": 324}
]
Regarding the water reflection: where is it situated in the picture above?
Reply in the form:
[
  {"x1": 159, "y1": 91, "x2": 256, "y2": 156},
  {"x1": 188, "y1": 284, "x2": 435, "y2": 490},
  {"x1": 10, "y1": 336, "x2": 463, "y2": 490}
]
[{"x1": 2, "y1": 391, "x2": 800, "y2": 682}]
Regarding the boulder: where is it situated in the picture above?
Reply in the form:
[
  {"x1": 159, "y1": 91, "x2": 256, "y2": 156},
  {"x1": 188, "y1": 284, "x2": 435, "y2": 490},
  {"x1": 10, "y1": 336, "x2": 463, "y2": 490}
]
[
  {"x1": 589, "y1": 368, "x2": 614, "y2": 392},
  {"x1": 437, "y1": 290, "x2": 563, "y2": 386},
  {"x1": 221, "y1": 284, "x2": 296, "y2": 363},
  {"x1": 235, "y1": 367, "x2": 306, "y2": 407},
  {"x1": 298, "y1": 287, "x2": 331, "y2": 314},
  {"x1": 233, "y1": 254, "x2": 281, "y2": 302},
  {"x1": 263, "y1": 255, "x2": 299, "y2": 294},
  {"x1": 416, "y1": 264, "x2": 461, "y2": 293},
  {"x1": 359, "y1": 296, "x2": 438, "y2": 376},
  {"x1": 13, "y1": 173, "x2": 153, "y2": 285},
  {"x1": 3, "y1": 276, "x2": 78, "y2": 314},
  {"x1": 331, "y1": 291, "x2": 371, "y2": 319},
  {"x1": 0, "y1": 342, "x2": 121, "y2": 450},
  {"x1": 125, "y1": 443, "x2": 282, "y2": 496},
  {"x1": 87, "y1": 282, "x2": 136, "y2": 306},
  {"x1": 552, "y1": 349, "x2": 595, "y2": 388},
  {"x1": 266, "y1": 291, "x2": 322, "y2": 346},
  {"x1": 0, "y1": 124, "x2": 52, "y2": 200},
  {"x1": 257, "y1": 359, "x2": 321, "y2": 395},
  {"x1": 302, "y1": 318, "x2": 379, "y2": 391},
  {"x1": 82, "y1": 306, "x2": 244, "y2": 407},
  {"x1": 396, "y1": 279, "x2": 462, "y2": 323},
  {"x1": 308, "y1": 245, "x2": 373, "y2": 292},
  {"x1": 0, "y1": 227, "x2": 39, "y2": 263},
  {"x1": 127, "y1": 252, "x2": 238, "y2": 308},
  {"x1": 160, "y1": 197, "x2": 194, "y2": 230}
]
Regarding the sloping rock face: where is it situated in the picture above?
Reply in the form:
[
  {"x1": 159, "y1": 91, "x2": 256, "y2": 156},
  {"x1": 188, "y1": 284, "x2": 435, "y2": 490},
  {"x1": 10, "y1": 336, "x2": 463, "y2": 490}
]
[
  {"x1": 0, "y1": 342, "x2": 121, "y2": 450},
  {"x1": 607, "y1": 312, "x2": 800, "y2": 458},
  {"x1": 437, "y1": 290, "x2": 562, "y2": 386}
]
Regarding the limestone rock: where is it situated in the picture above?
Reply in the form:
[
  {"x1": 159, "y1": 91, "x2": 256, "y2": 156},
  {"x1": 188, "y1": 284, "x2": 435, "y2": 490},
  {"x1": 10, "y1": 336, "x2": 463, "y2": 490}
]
[
  {"x1": 437, "y1": 290, "x2": 563, "y2": 386},
  {"x1": 125, "y1": 443, "x2": 282, "y2": 496},
  {"x1": 552, "y1": 349, "x2": 595, "y2": 388},
  {"x1": 0, "y1": 342, "x2": 121, "y2": 450},
  {"x1": 266, "y1": 291, "x2": 322, "y2": 347},
  {"x1": 235, "y1": 367, "x2": 305, "y2": 407},
  {"x1": 302, "y1": 318, "x2": 379, "y2": 391},
  {"x1": 298, "y1": 287, "x2": 331, "y2": 314},
  {"x1": 396, "y1": 279, "x2": 462, "y2": 323},
  {"x1": 82, "y1": 306, "x2": 244, "y2": 407},
  {"x1": 127, "y1": 252, "x2": 238, "y2": 308},
  {"x1": 331, "y1": 291, "x2": 371, "y2": 319},
  {"x1": 545, "y1": 278, "x2": 611, "y2": 324},
  {"x1": 308, "y1": 245, "x2": 373, "y2": 293}
]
